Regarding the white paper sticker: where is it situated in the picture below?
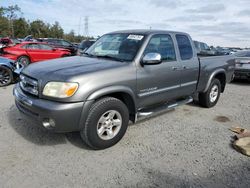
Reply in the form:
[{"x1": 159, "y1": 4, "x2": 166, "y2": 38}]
[{"x1": 127, "y1": 35, "x2": 144, "y2": 40}]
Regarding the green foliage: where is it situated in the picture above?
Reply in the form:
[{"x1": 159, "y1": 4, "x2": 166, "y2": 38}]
[
  {"x1": 0, "y1": 4, "x2": 90, "y2": 42},
  {"x1": 50, "y1": 21, "x2": 64, "y2": 38},
  {"x1": 0, "y1": 16, "x2": 9, "y2": 37},
  {"x1": 30, "y1": 20, "x2": 50, "y2": 38},
  {"x1": 13, "y1": 18, "x2": 29, "y2": 38}
]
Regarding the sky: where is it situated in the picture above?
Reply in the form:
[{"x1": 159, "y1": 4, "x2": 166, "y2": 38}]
[{"x1": 1, "y1": 0, "x2": 250, "y2": 47}]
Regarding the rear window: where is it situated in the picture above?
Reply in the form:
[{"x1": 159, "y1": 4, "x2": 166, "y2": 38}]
[{"x1": 176, "y1": 34, "x2": 193, "y2": 60}]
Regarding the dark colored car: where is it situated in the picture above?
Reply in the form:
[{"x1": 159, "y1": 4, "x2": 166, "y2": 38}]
[
  {"x1": 77, "y1": 40, "x2": 96, "y2": 55},
  {"x1": 23, "y1": 35, "x2": 35, "y2": 42},
  {"x1": 0, "y1": 37, "x2": 20, "y2": 47},
  {"x1": 38, "y1": 38, "x2": 77, "y2": 55},
  {"x1": 234, "y1": 50, "x2": 250, "y2": 81},
  {"x1": 0, "y1": 57, "x2": 22, "y2": 87},
  {"x1": 14, "y1": 30, "x2": 235, "y2": 149},
  {"x1": 1, "y1": 42, "x2": 71, "y2": 66},
  {"x1": 193, "y1": 40, "x2": 216, "y2": 56}
]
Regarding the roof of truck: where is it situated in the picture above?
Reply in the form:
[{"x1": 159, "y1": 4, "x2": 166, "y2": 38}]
[{"x1": 109, "y1": 29, "x2": 189, "y2": 36}]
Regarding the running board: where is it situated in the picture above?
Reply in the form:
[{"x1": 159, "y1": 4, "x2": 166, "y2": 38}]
[{"x1": 137, "y1": 96, "x2": 193, "y2": 119}]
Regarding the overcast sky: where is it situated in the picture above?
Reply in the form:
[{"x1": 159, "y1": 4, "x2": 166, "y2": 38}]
[{"x1": 2, "y1": 0, "x2": 250, "y2": 47}]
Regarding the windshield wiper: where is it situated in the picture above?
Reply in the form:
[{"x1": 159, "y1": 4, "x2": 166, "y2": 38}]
[{"x1": 95, "y1": 55, "x2": 125, "y2": 62}]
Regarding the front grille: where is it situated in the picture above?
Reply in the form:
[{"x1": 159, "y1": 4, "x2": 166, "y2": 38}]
[{"x1": 20, "y1": 74, "x2": 39, "y2": 96}]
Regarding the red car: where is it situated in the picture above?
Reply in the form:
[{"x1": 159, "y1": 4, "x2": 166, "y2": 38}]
[{"x1": 0, "y1": 42, "x2": 71, "y2": 66}]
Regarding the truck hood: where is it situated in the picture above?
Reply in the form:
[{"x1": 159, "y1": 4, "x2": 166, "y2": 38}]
[{"x1": 22, "y1": 56, "x2": 126, "y2": 80}]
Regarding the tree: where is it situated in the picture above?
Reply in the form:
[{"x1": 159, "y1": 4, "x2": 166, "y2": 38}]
[
  {"x1": 13, "y1": 18, "x2": 29, "y2": 38},
  {"x1": 3, "y1": 5, "x2": 21, "y2": 37},
  {"x1": 50, "y1": 21, "x2": 63, "y2": 38},
  {"x1": 64, "y1": 30, "x2": 75, "y2": 42},
  {"x1": 30, "y1": 20, "x2": 50, "y2": 38},
  {"x1": 0, "y1": 4, "x2": 92, "y2": 42},
  {"x1": 0, "y1": 13, "x2": 9, "y2": 37}
]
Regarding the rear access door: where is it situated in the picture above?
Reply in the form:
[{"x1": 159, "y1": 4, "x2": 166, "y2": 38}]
[{"x1": 175, "y1": 34, "x2": 199, "y2": 96}]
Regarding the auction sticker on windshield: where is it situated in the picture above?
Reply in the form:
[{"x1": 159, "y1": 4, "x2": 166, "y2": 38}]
[{"x1": 127, "y1": 35, "x2": 144, "y2": 40}]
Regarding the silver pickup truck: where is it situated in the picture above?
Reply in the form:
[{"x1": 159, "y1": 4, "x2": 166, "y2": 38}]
[{"x1": 13, "y1": 30, "x2": 235, "y2": 149}]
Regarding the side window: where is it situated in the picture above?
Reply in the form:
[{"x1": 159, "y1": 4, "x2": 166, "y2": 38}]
[
  {"x1": 26, "y1": 44, "x2": 40, "y2": 49},
  {"x1": 61, "y1": 40, "x2": 71, "y2": 46},
  {"x1": 21, "y1": 44, "x2": 28, "y2": 49},
  {"x1": 39, "y1": 44, "x2": 53, "y2": 50},
  {"x1": 176, "y1": 34, "x2": 193, "y2": 60},
  {"x1": 144, "y1": 34, "x2": 176, "y2": 61}
]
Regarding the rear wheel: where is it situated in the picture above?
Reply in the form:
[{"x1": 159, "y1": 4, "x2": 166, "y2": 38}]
[
  {"x1": 0, "y1": 66, "x2": 13, "y2": 87},
  {"x1": 199, "y1": 78, "x2": 221, "y2": 108},
  {"x1": 17, "y1": 56, "x2": 30, "y2": 67},
  {"x1": 80, "y1": 97, "x2": 129, "y2": 150}
]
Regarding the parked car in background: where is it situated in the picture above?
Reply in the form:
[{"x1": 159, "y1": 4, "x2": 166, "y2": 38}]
[
  {"x1": 215, "y1": 47, "x2": 231, "y2": 55},
  {"x1": 23, "y1": 35, "x2": 36, "y2": 42},
  {"x1": 38, "y1": 38, "x2": 77, "y2": 55},
  {"x1": 0, "y1": 57, "x2": 22, "y2": 87},
  {"x1": 194, "y1": 40, "x2": 215, "y2": 56},
  {"x1": 77, "y1": 39, "x2": 96, "y2": 55},
  {"x1": 14, "y1": 29, "x2": 235, "y2": 149},
  {"x1": 0, "y1": 42, "x2": 71, "y2": 66},
  {"x1": 0, "y1": 37, "x2": 20, "y2": 47},
  {"x1": 234, "y1": 50, "x2": 250, "y2": 81}
]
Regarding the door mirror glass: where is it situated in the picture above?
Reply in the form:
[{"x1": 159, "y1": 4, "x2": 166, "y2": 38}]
[{"x1": 142, "y1": 53, "x2": 162, "y2": 65}]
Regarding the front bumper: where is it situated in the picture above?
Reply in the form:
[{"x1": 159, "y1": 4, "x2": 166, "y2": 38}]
[{"x1": 13, "y1": 84, "x2": 85, "y2": 132}]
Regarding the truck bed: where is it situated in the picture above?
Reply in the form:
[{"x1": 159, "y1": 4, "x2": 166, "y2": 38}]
[{"x1": 197, "y1": 55, "x2": 235, "y2": 92}]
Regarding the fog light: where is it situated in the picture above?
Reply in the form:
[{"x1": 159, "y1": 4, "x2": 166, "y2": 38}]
[{"x1": 42, "y1": 118, "x2": 55, "y2": 129}]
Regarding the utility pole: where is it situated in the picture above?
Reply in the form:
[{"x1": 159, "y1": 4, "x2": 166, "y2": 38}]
[
  {"x1": 78, "y1": 17, "x2": 81, "y2": 36},
  {"x1": 84, "y1": 16, "x2": 89, "y2": 38}
]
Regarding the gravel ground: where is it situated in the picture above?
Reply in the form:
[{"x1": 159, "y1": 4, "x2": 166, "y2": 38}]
[{"x1": 0, "y1": 81, "x2": 249, "y2": 188}]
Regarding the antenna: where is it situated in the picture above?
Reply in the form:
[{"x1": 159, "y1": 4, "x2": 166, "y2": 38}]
[{"x1": 84, "y1": 16, "x2": 89, "y2": 37}]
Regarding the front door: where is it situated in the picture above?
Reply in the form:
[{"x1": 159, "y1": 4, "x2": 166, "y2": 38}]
[{"x1": 136, "y1": 34, "x2": 183, "y2": 108}]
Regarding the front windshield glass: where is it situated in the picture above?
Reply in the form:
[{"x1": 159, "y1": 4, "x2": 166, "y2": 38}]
[{"x1": 85, "y1": 33, "x2": 145, "y2": 61}]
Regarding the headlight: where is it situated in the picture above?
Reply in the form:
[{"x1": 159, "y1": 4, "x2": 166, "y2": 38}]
[{"x1": 43, "y1": 82, "x2": 78, "y2": 98}]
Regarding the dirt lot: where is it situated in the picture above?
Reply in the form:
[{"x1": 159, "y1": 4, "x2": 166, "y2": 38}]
[{"x1": 0, "y1": 81, "x2": 249, "y2": 188}]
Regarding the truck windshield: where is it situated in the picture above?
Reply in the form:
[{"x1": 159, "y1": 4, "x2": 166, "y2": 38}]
[{"x1": 85, "y1": 33, "x2": 145, "y2": 62}]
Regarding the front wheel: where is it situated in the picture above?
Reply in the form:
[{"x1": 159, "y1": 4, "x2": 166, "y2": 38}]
[
  {"x1": 80, "y1": 97, "x2": 129, "y2": 150},
  {"x1": 0, "y1": 66, "x2": 13, "y2": 87},
  {"x1": 199, "y1": 78, "x2": 221, "y2": 108}
]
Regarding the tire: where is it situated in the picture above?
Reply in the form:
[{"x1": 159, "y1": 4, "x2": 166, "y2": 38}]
[
  {"x1": 0, "y1": 66, "x2": 13, "y2": 87},
  {"x1": 17, "y1": 56, "x2": 30, "y2": 67},
  {"x1": 199, "y1": 78, "x2": 221, "y2": 108},
  {"x1": 80, "y1": 97, "x2": 129, "y2": 150}
]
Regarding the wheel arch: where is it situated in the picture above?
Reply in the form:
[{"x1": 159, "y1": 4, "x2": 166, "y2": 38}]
[
  {"x1": 86, "y1": 86, "x2": 137, "y2": 122},
  {"x1": 0, "y1": 61, "x2": 14, "y2": 71},
  {"x1": 17, "y1": 54, "x2": 32, "y2": 63},
  {"x1": 204, "y1": 69, "x2": 226, "y2": 93}
]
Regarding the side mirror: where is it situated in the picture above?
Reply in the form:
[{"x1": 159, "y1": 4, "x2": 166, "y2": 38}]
[{"x1": 142, "y1": 53, "x2": 162, "y2": 65}]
